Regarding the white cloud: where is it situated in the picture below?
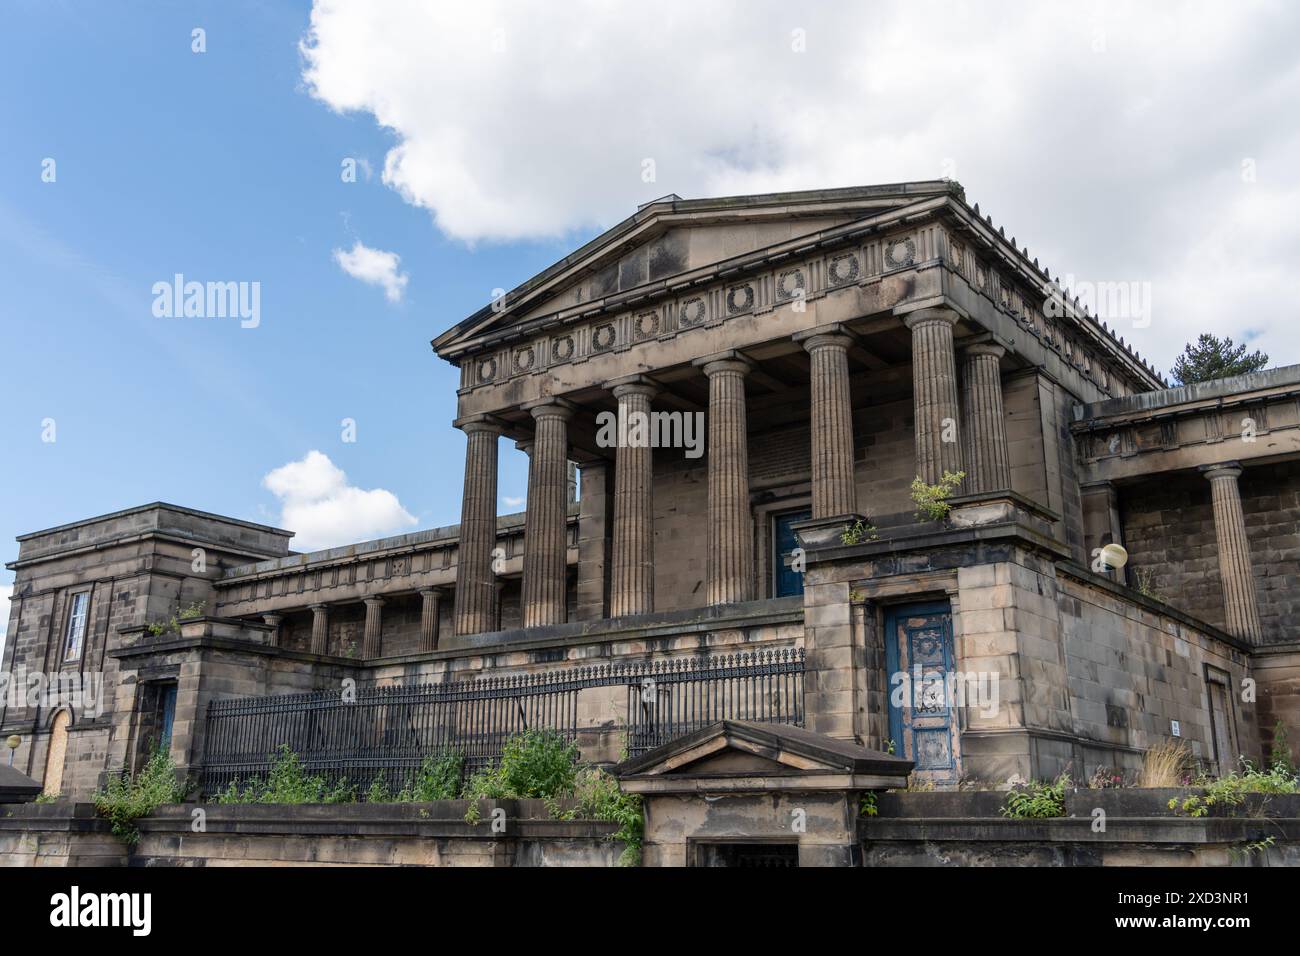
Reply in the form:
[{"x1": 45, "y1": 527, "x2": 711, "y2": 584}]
[
  {"x1": 263, "y1": 450, "x2": 417, "y2": 552},
  {"x1": 502, "y1": 495, "x2": 525, "y2": 509},
  {"x1": 300, "y1": 0, "x2": 1300, "y2": 371},
  {"x1": 332, "y1": 240, "x2": 409, "y2": 302}
]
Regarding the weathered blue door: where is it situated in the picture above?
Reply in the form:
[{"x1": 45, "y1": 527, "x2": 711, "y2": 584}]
[
  {"x1": 885, "y1": 602, "x2": 959, "y2": 785},
  {"x1": 774, "y1": 510, "x2": 811, "y2": 597}
]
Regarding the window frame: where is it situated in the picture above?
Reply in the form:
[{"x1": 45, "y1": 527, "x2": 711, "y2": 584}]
[{"x1": 62, "y1": 589, "x2": 91, "y2": 662}]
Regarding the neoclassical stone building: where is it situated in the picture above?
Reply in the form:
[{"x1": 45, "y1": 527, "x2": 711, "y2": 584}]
[{"x1": 4, "y1": 181, "x2": 1298, "y2": 803}]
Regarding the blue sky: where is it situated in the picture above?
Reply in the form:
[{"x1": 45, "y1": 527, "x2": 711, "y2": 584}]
[
  {"x1": 4, "y1": 0, "x2": 1299, "y2": 653},
  {"x1": 0, "y1": 3, "x2": 565, "y2": 622}
]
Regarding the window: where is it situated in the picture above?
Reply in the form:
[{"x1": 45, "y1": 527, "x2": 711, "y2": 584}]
[
  {"x1": 157, "y1": 683, "x2": 178, "y2": 753},
  {"x1": 63, "y1": 591, "x2": 90, "y2": 661}
]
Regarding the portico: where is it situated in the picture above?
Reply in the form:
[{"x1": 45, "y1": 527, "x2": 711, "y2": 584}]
[{"x1": 433, "y1": 184, "x2": 1158, "y2": 637}]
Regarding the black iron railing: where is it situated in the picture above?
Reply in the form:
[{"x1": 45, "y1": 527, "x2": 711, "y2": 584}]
[
  {"x1": 622, "y1": 650, "x2": 806, "y2": 757},
  {"x1": 200, "y1": 648, "x2": 804, "y2": 795}
]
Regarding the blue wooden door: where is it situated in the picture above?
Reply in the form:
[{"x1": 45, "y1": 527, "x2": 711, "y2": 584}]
[
  {"x1": 885, "y1": 602, "x2": 959, "y2": 785},
  {"x1": 774, "y1": 510, "x2": 811, "y2": 597}
]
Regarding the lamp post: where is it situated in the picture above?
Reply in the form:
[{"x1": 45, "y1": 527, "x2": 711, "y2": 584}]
[{"x1": 4, "y1": 735, "x2": 19, "y2": 766}]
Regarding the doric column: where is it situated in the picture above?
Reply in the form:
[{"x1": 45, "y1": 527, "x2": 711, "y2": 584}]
[
  {"x1": 697, "y1": 354, "x2": 754, "y2": 605},
  {"x1": 960, "y1": 343, "x2": 1010, "y2": 493},
  {"x1": 261, "y1": 613, "x2": 282, "y2": 648},
  {"x1": 521, "y1": 400, "x2": 573, "y2": 627},
  {"x1": 904, "y1": 308, "x2": 963, "y2": 484},
  {"x1": 419, "y1": 588, "x2": 442, "y2": 652},
  {"x1": 609, "y1": 378, "x2": 658, "y2": 616},
  {"x1": 309, "y1": 604, "x2": 329, "y2": 655},
  {"x1": 799, "y1": 329, "x2": 857, "y2": 517},
  {"x1": 1201, "y1": 463, "x2": 1263, "y2": 643},
  {"x1": 362, "y1": 597, "x2": 385, "y2": 659},
  {"x1": 453, "y1": 418, "x2": 500, "y2": 636}
]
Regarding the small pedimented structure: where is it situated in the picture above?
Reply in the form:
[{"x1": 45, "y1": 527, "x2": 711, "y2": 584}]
[
  {"x1": 615, "y1": 720, "x2": 911, "y2": 866},
  {"x1": 0, "y1": 764, "x2": 42, "y2": 804}
]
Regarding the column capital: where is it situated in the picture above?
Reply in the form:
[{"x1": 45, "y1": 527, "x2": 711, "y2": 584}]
[
  {"x1": 523, "y1": 397, "x2": 577, "y2": 421},
  {"x1": 1201, "y1": 461, "x2": 1244, "y2": 481},
  {"x1": 309, "y1": 603, "x2": 328, "y2": 612},
  {"x1": 453, "y1": 414, "x2": 504, "y2": 436},
  {"x1": 363, "y1": 596, "x2": 386, "y2": 608},
  {"x1": 962, "y1": 342, "x2": 1006, "y2": 359},
  {"x1": 418, "y1": 587, "x2": 445, "y2": 599},
  {"x1": 261, "y1": 613, "x2": 283, "y2": 624},
  {"x1": 902, "y1": 307, "x2": 960, "y2": 330},
  {"x1": 515, "y1": 438, "x2": 534, "y2": 455},
  {"x1": 694, "y1": 350, "x2": 754, "y2": 377},
  {"x1": 796, "y1": 325, "x2": 853, "y2": 354},
  {"x1": 607, "y1": 374, "x2": 659, "y2": 400}
]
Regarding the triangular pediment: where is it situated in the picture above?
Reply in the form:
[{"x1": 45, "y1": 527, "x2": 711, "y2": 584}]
[
  {"x1": 613, "y1": 720, "x2": 913, "y2": 785},
  {"x1": 432, "y1": 182, "x2": 961, "y2": 358}
]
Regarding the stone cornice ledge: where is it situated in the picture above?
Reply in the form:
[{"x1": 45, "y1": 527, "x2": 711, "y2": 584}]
[{"x1": 797, "y1": 516, "x2": 1072, "y2": 566}]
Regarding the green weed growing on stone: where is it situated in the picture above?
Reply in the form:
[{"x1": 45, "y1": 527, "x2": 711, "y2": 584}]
[
  {"x1": 840, "y1": 520, "x2": 878, "y2": 546},
  {"x1": 1167, "y1": 764, "x2": 1299, "y2": 818},
  {"x1": 93, "y1": 747, "x2": 188, "y2": 844},
  {"x1": 213, "y1": 744, "x2": 356, "y2": 805},
  {"x1": 560, "y1": 767, "x2": 644, "y2": 867},
  {"x1": 910, "y1": 471, "x2": 965, "y2": 522},
  {"x1": 461, "y1": 729, "x2": 579, "y2": 809},
  {"x1": 1000, "y1": 774, "x2": 1069, "y2": 819}
]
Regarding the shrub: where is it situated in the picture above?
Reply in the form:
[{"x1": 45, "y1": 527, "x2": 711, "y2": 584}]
[
  {"x1": 462, "y1": 729, "x2": 579, "y2": 807},
  {"x1": 1168, "y1": 765, "x2": 1299, "y2": 818},
  {"x1": 910, "y1": 471, "x2": 965, "y2": 522},
  {"x1": 93, "y1": 748, "x2": 188, "y2": 844},
  {"x1": 1001, "y1": 774, "x2": 1069, "y2": 819},
  {"x1": 561, "y1": 767, "x2": 644, "y2": 867},
  {"x1": 213, "y1": 745, "x2": 355, "y2": 804},
  {"x1": 397, "y1": 751, "x2": 465, "y2": 802}
]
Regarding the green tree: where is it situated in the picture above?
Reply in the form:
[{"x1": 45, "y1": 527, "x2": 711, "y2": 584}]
[{"x1": 1171, "y1": 334, "x2": 1268, "y2": 385}]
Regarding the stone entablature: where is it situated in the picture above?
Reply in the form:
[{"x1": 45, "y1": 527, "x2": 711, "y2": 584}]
[
  {"x1": 1072, "y1": 363, "x2": 1300, "y2": 482},
  {"x1": 213, "y1": 511, "x2": 578, "y2": 617},
  {"x1": 437, "y1": 186, "x2": 1161, "y2": 418}
]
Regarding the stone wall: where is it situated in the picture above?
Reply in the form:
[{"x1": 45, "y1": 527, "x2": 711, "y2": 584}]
[
  {"x1": 952, "y1": 552, "x2": 1259, "y2": 782},
  {"x1": 0, "y1": 802, "x2": 620, "y2": 868},
  {"x1": 7, "y1": 795, "x2": 1298, "y2": 868},
  {"x1": 1055, "y1": 568, "x2": 1258, "y2": 775},
  {"x1": 1120, "y1": 460, "x2": 1300, "y2": 644}
]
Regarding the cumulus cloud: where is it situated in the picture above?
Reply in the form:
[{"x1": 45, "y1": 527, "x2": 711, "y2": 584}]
[
  {"x1": 263, "y1": 450, "x2": 417, "y2": 551},
  {"x1": 300, "y1": 0, "x2": 1300, "y2": 372},
  {"x1": 332, "y1": 240, "x2": 409, "y2": 302},
  {"x1": 501, "y1": 495, "x2": 525, "y2": 509}
]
